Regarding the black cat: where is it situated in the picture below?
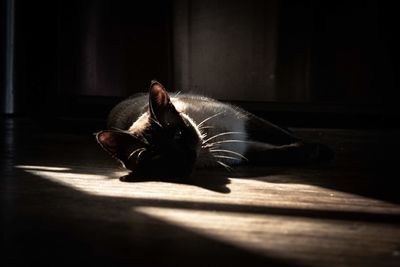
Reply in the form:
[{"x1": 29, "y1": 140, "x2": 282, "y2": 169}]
[{"x1": 96, "y1": 81, "x2": 333, "y2": 178}]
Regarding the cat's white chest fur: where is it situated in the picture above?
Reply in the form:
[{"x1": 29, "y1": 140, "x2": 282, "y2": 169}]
[{"x1": 171, "y1": 97, "x2": 248, "y2": 167}]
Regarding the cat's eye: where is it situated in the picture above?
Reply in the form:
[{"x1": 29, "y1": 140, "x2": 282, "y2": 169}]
[{"x1": 173, "y1": 130, "x2": 183, "y2": 141}]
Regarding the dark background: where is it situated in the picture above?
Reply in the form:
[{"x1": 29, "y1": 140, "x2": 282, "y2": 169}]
[
  {"x1": 1, "y1": 0, "x2": 399, "y2": 129},
  {"x1": 1, "y1": 3, "x2": 400, "y2": 266}
]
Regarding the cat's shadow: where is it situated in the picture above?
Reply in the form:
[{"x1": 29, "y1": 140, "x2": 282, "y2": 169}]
[
  {"x1": 118, "y1": 164, "x2": 334, "y2": 194},
  {"x1": 120, "y1": 168, "x2": 232, "y2": 194}
]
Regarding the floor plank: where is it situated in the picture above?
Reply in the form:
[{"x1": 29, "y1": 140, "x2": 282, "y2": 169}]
[{"x1": 1, "y1": 118, "x2": 400, "y2": 267}]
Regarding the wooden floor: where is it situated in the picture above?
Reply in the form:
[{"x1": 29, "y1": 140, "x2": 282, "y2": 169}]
[{"x1": 1, "y1": 118, "x2": 400, "y2": 267}]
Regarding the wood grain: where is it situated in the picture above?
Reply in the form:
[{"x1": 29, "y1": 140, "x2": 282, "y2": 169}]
[{"x1": 1, "y1": 118, "x2": 399, "y2": 267}]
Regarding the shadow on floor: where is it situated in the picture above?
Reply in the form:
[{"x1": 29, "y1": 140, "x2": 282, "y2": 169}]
[
  {"x1": 2, "y1": 117, "x2": 400, "y2": 203},
  {"x1": 2, "y1": 118, "x2": 400, "y2": 267}
]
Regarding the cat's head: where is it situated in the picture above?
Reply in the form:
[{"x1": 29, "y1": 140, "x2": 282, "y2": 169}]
[{"x1": 96, "y1": 81, "x2": 202, "y2": 178}]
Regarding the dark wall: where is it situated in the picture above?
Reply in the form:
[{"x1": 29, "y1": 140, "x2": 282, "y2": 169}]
[
  {"x1": 12, "y1": 0, "x2": 172, "y2": 117},
  {"x1": 309, "y1": 1, "x2": 398, "y2": 106},
  {"x1": 0, "y1": 1, "x2": 5, "y2": 108},
  {"x1": 3, "y1": 0, "x2": 398, "y2": 127},
  {"x1": 277, "y1": 0, "x2": 399, "y2": 107},
  {"x1": 57, "y1": 0, "x2": 172, "y2": 97},
  {"x1": 14, "y1": 0, "x2": 58, "y2": 115},
  {"x1": 173, "y1": 0, "x2": 279, "y2": 102}
]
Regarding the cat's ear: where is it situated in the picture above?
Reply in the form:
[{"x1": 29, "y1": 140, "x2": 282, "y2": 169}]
[
  {"x1": 96, "y1": 130, "x2": 146, "y2": 168},
  {"x1": 148, "y1": 80, "x2": 181, "y2": 126}
]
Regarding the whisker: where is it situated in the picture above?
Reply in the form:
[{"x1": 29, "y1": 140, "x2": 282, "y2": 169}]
[
  {"x1": 174, "y1": 91, "x2": 182, "y2": 97},
  {"x1": 216, "y1": 160, "x2": 233, "y2": 172},
  {"x1": 213, "y1": 155, "x2": 242, "y2": 161},
  {"x1": 202, "y1": 143, "x2": 216, "y2": 149},
  {"x1": 149, "y1": 117, "x2": 163, "y2": 128},
  {"x1": 136, "y1": 149, "x2": 147, "y2": 163},
  {"x1": 202, "y1": 131, "x2": 245, "y2": 144},
  {"x1": 198, "y1": 112, "x2": 224, "y2": 128},
  {"x1": 203, "y1": 139, "x2": 250, "y2": 148},
  {"x1": 128, "y1": 148, "x2": 146, "y2": 160},
  {"x1": 140, "y1": 135, "x2": 150, "y2": 145},
  {"x1": 209, "y1": 149, "x2": 248, "y2": 161},
  {"x1": 198, "y1": 126, "x2": 215, "y2": 130}
]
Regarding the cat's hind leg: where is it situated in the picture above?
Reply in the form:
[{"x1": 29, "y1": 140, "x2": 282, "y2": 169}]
[
  {"x1": 244, "y1": 140, "x2": 333, "y2": 165},
  {"x1": 244, "y1": 114, "x2": 334, "y2": 165}
]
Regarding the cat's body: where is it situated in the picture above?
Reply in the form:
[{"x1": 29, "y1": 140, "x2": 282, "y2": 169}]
[
  {"x1": 97, "y1": 81, "x2": 333, "y2": 178},
  {"x1": 108, "y1": 93, "x2": 250, "y2": 167}
]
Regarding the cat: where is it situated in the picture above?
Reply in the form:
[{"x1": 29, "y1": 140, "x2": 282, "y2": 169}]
[{"x1": 96, "y1": 81, "x2": 333, "y2": 179}]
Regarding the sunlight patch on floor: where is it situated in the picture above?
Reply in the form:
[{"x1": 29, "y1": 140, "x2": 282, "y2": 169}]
[
  {"x1": 15, "y1": 164, "x2": 400, "y2": 216},
  {"x1": 135, "y1": 206, "x2": 400, "y2": 267},
  {"x1": 15, "y1": 165, "x2": 72, "y2": 171}
]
